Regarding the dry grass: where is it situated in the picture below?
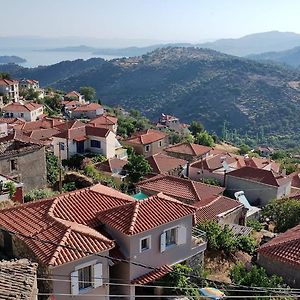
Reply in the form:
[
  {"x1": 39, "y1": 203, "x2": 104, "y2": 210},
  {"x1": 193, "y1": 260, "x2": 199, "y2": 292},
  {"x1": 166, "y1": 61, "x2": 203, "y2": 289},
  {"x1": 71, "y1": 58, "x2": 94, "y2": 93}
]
[{"x1": 214, "y1": 142, "x2": 240, "y2": 154}]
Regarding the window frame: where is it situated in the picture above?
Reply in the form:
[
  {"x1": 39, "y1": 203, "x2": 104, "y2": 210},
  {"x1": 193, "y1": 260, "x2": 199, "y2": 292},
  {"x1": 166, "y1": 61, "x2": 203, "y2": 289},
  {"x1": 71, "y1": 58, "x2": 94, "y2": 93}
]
[
  {"x1": 144, "y1": 144, "x2": 150, "y2": 152},
  {"x1": 90, "y1": 139, "x2": 101, "y2": 148},
  {"x1": 140, "y1": 235, "x2": 151, "y2": 252},
  {"x1": 78, "y1": 265, "x2": 92, "y2": 291},
  {"x1": 165, "y1": 227, "x2": 177, "y2": 248},
  {"x1": 10, "y1": 159, "x2": 17, "y2": 171}
]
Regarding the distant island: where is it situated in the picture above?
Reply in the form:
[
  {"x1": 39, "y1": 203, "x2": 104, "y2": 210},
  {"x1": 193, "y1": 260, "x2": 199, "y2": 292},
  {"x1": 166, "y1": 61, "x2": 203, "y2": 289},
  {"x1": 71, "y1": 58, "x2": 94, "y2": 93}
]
[{"x1": 0, "y1": 55, "x2": 26, "y2": 64}]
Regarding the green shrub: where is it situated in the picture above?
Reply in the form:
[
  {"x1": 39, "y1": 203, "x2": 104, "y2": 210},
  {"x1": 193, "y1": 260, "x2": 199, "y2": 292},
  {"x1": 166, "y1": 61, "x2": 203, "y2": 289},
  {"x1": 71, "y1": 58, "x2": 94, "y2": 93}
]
[
  {"x1": 24, "y1": 189, "x2": 56, "y2": 202},
  {"x1": 246, "y1": 219, "x2": 263, "y2": 232}
]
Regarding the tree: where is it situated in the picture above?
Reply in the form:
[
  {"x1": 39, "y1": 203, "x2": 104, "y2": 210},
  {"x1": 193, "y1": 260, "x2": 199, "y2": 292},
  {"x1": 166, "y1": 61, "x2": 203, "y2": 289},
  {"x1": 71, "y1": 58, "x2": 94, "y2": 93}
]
[
  {"x1": 262, "y1": 198, "x2": 300, "y2": 232},
  {"x1": 194, "y1": 131, "x2": 214, "y2": 147},
  {"x1": 0, "y1": 73, "x2": 11, "y2": 80},
  {"x1": 123, "y1": 152, "x2": 152, "y2": 183},
  {"x1": 239, "y1": 143, "x2": 251, "y2": 155},
  {"x1": 189, "y1": 121, "x2": 204, "y2": 136},
  {"x1": 4, "y1": 182, "x2": 16, "y2": 199},
  {"x1": 230, "y1": 262, "x2": 285, "y2": 288},
  {"x1": 80, "y1": 86, "x2": 96, "y2": 102},
  {"x1": 46, "y1": 153, "x2": 60, "y2": 186}
]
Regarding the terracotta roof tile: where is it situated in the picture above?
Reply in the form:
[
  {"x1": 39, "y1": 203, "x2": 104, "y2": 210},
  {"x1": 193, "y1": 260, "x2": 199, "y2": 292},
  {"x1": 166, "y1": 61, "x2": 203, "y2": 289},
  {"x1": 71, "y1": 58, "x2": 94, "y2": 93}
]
[
  {"x1": 137, "y1": 174, "x2": 224, "y2": 205},
  {"x1": 3, "y1": 102, "x2": 42, "y2": 113},
  {"x1": 95, "y1": 158, "x2": 127, "y2": 173},
  {"x1": 146, "y1": 153, "x2": 187, "y2": 174},
  {"x1": 165, "y1": 142, "x2": 211, "y2": 157},
  {"x1": 72, "y1": 103, "x2": 102, "y2": 112},
  {"x1": 124, "y1": 129, "x2": 167, "y2": 145},
  {"x1": 258, "y1": 224, "x2": 300, "y2": 267},
  {"x1": 89, "y1": 115, "x2": 118, "y2": 126},
  {"x1": 227, "y1": 166, "x2": 291, "y2": 187},
  {"x1": 0, "y1": 184, "x2": 133, "y2": 266},
  {"x1": 131, "y1": 265, "x2": 172, "y2": 284},
  {"x1": 97, "y1": 193, "x2": 197, "y2": 235}
]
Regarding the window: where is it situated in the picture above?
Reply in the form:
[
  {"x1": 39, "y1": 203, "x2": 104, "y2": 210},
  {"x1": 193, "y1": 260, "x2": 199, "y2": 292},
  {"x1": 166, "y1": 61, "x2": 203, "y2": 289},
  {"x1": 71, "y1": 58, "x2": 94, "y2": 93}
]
[
  {"x1": 165, "y1": 228, "x2": 177, "y2": 247},
  {"x1": 91, "y1": 140, "x2": 101, "y2": 148},
  {"x1": 158, "y1": 140, "x2": 162, "y2": 147},
  {"x1": 140, "y1": 236, "x2": 151, "y2": 252},
  {"x1": 20, "y1": 113, "x2": 24, "y2": 117},
  {"x1": 10, "y1": 159, "x2": 17, "y2": 171},
  {"x1": 78, "y1": 266, "x2": 92, "y2": 290},
  {"x1": 160, "y1": 226, "x2": 187, "y2": 253},
  {"x1": 145, "y1": 144, "x2": 150, "y2": 152},
  {"x1": 71, "y1": 262, "x2": 103, "y2": 295}
]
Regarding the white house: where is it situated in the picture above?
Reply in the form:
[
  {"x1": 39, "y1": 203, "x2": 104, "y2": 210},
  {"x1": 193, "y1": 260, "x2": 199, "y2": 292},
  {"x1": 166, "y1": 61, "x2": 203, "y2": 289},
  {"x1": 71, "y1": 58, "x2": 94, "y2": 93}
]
[{"x1": 0, "y1": 79, "x2": 19, "y2": 102}]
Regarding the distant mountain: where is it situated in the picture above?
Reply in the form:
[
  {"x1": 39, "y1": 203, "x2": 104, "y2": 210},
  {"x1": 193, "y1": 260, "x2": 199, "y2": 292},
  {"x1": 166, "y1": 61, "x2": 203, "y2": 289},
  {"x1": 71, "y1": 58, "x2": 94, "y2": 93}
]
[
  {"x1": 247, "y1": 46, "x2": 300, "y2": 67},
  {"x1": 2, "y1": 47, "x2": 300, "y2": 147},
  {"x1": 0, "y1": 56, "x2": 26, "y2": 64},
  {"x1": 0, "y1": 58, "x2": 105, "y2": 86},
  {"x1": 38, "y1": 45, "x2": 97, "y2": 52},
  {"x1": 197, "y1": 31, "x2": 300, "y2": 56}
]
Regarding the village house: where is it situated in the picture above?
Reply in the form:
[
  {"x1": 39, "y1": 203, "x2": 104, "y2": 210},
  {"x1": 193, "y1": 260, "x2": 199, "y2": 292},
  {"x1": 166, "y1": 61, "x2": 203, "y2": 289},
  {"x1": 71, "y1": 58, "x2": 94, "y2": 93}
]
[
  {"x1": 137, "y1": 174, "x2": 245, "y2": 225},
  {"x1": 52, "y1": 121, "x2": 120, "y2": 159},
  {"x1": 164, "y1": 142, "x2": 211, "y2": 162},
  {"x1": 257, "y1": 224, "x2": 300, "y2": 287},
  {"x1": 122, "y1": 129, "x2": 169, "y2": 157},
  {"x1": 146, "y1": 152, "x2": 188, "y2": 177},
  {"x1": 0, "y1": 117, "x2": 26, "y2": 133},
  {"x1": 94, "y1": 157, "x2": 128, "y2": 181},
  {"x1": 157, "y1": 113, "x2": 190, "y2": 135},
  {"x1": 0, "y1": 259, "x2": 38, "y2": 300},
  {"x1": 225, "y1": 166, "x2": 291, "y2": 207},
  {"x1": 0, "y1": 79, "x2": 19, "y2": 102},
  {"x1": 0, "y1": 132, "x2": 47, "y2": 192},
  {"x1": 256, "y1": 146, "x2": 275, "y2": 157},
  {"x1": 19, "y1": 79, "x2": 44, "y2": 99},
  {"x1": 0, "y1": 184, "x2": 207, "y2": 300},
  {"x1": 89, "y1": 114, "x2": 118, "y2": 133},
  {"x1": 2, "y1": 102, "x2": 44, "y2": 122},
  {"x1": 68, "y1": 102, "x2": 104, "y2": 119},
  {"x1": 64, "y1": 90, "x2": 85, "y2": 103}
]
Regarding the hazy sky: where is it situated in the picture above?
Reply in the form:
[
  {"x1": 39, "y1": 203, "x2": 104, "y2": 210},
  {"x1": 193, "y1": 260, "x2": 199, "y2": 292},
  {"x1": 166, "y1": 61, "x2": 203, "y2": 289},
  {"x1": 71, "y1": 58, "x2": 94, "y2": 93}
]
[{"x1": 2, "y1": 0, "x2": 300, "y2": 42}]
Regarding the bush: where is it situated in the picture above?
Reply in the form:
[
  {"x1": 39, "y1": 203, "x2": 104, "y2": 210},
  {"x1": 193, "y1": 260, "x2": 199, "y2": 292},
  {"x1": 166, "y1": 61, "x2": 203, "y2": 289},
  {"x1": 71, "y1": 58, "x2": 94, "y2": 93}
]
[
  {"x1": 236, "y1": 235, "x2": 257, "y2": 255},
  {"x1": 62, "y1": 154, "x2": 85, "y2": 169},
  {"x1": 24, "y1": 189, "x2": 56, "y2": 202},
  {"x1": 46, "y1": 153, "x2": 60, "y2": 186},
  {"x1": 4, "y1": 182, "x2": 16, "y2": 199},
  {"x1": 246, "y1": 219, "x2": 263, "y2": 232},
  {"x1": 62, "y1": 182, "x2": 76, "y2": 192}
]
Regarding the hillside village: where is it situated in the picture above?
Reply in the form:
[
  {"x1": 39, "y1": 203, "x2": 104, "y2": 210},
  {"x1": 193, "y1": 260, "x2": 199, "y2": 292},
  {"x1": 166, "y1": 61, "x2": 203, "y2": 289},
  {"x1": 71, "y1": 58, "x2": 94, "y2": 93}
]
[{"x1": 0, "y1": 75, "x2": 300, "y2": 299}]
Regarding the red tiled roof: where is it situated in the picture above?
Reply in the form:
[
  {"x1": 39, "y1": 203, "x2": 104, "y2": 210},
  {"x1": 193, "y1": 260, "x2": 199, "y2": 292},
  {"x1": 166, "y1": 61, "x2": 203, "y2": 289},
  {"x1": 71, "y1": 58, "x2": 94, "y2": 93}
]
[
  {"x1": 131, "y1": 265, "x2": 172, "y2": 284},
  {"x1": 194, "y1": 195, "x2": 243, "y2": 223},
  {"x1": 124, "y1": 129, "x2": 167, "y2": 145},
  {"x1": 54, "y1": 120, "x2": 85, "y2": 131},
  {"x1": 20, "y1": 118, "x2": 64, "y2": 131},
  {"x1": 0, "y1": 117, "x2": 25, "y2": 125},
  {"x1": 146, "y1": 153, "x2": 187, "y2": 174},
  {"x1": 28, "y1": 128, "x2": 61, "y2": 141},
  {"x1": 0, "y1": 79, "x2": 18, "y2": 86},
  {"x1": 258, "y1": 224, "x2": 300, "y2": 267},
  {"x1": 137, "y1": 174, "x2": 224, "y2": 205},
  {"x1": 165, "y1": 142, "x2": 211, "y2": 157},
  {"x1": 190, "y1": 154, "x2": 238, "y2": 171},
  {"x1": 65, "y1": 91, "x2": 81, "y2": 98},
  {"x1": 72, "y1": 103, "x2": 102, "y2": 112},
  {"x1": 227, "y1": 166, "x2": 291, "y2": 187},
  {"x1": 95, "y1": 158, "x2": 127, "y2": 173},
  {"x1": 3, "y1": 102, "x2": 43, "y2": 113},
  {"x1": 288, "y1": 172, "x2": 300, "y2": 189},
  {"x1": 89, "y1": 115, "x2": 118, "y2": 126},
  {"x1": 0, "y1": 130, "x2": 46, "y2": 146},
  {"x1": 97, "y1": 193, "x2": 197, "y2": 235},
  {"x1": 0, "y1": 184, "x2": 134, "y2": 266}
]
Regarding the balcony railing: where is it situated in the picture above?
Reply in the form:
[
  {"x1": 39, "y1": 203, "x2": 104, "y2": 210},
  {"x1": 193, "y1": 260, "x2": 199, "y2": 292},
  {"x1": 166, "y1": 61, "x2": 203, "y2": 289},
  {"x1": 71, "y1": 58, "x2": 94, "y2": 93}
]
[{"x1": 191, "y1": 228, "x2": 206, "y2": 249}]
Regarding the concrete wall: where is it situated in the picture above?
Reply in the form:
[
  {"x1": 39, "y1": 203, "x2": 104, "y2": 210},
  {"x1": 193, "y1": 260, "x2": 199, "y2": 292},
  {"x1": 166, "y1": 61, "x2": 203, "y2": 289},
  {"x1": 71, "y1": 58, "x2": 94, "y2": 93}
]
[
  {"x1": 4, "y1": 107, "x2": 43, "y2": 122},
  {"x1": 0, "y1": 146, "x2": 47, "y2": 192},
  {"x1": 257, "y1": 253, "x2": 300, "y2": 288},
  {"x1": 225, "y1": 175, "x2": 278, "y2": 207},
  {"x1": 189, "y1": 167, "x2": 224, "y2": 184},
  {"x1": 51, "y1": 253, "x2": 110, "y2": 300},
  {"x1": 217, "y1": 206, "x2": 246, "y2": 226},
  {"x1": 71, "y1": 107, "x2": 104, "y2": 119}
]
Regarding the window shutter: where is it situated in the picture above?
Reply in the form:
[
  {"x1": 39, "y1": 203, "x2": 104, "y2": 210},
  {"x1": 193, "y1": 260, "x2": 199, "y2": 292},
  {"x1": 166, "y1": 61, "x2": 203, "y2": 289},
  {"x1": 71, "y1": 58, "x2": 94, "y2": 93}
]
[
  {"x1": 160, "y1": 232, "x2": 166, "y2": 252},
  {"x1": 70, "y1": 270, "x2": 79, "y2": 295},
  {"x1": 93, "y1": 263, "x2": 103, "y2": 288},
  {"x1": 177, "y1": 226, "x2": 187, "y2": 245}
]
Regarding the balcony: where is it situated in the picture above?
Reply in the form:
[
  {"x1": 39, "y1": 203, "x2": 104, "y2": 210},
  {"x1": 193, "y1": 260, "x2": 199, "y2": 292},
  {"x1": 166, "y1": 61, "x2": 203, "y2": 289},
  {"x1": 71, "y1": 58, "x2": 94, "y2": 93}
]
[{"x1": 191, "y1": 228, "x2": 207, "y2": 254}]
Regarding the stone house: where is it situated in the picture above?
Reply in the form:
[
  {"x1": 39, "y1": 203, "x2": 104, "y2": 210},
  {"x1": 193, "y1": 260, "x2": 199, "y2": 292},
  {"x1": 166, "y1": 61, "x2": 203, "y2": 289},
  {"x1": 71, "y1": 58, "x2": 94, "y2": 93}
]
[
  {"x1": 0, "y1": 136, "x2": 47, "y2": 192},
  {"x1": 2, "y1": 102, "x2": 44, "y2": 122},
  {"x1": 0, "y1": 173, "x2": 24, "y2": 203},
  {"x1": 64, "y1": 90, "x2": 85, "y2": 103},
  {"x1": 122, "y1": 129, "x2": 169, "y2": 158},
  {"x1": 164, "y1": 142, "x2": 211, "y2": 162},
  {"x1": 225, "y1": 166, "x2": 291, "y2": 207},
  {"x1": 0, "y1": 183, "x2": 207, "y2": 300},
  {"x1": 137, "y1": 174, "x2": 245, "y2": 225},
  {"x1": 257, "y1": 224, "x2": 300, "y2": 287},
  {"x1": 68, "y1": 103, "x2": 104, "y2": 119},
  {"x1": 0, "y1": 79, "x2": 19, "y2": 102}
]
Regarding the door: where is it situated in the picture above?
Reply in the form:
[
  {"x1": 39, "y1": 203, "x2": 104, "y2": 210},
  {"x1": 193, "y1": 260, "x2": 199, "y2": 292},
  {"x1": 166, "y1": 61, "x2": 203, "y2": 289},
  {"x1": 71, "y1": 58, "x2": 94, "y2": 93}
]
[{"x1": 76, "y1": 141, "x2": 85, "y2": 154}]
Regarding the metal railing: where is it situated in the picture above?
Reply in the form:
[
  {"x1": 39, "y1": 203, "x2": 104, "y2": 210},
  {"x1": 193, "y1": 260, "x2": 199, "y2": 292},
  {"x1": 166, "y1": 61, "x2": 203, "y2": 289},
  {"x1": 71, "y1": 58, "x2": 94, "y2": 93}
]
[{"x1": 191, "y1": 228, "x2": 207, "y2": 247}]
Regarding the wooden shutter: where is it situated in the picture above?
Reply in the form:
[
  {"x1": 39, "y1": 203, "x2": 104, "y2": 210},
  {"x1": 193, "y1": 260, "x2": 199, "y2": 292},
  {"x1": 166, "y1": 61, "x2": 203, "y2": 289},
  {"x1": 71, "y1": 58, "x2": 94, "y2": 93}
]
[
  {"x1": 177, "y1": 226, "x2": 187, "y2": 245},
  {"x1": 160, "y1": 232, "x2": 166, "y2": 252},
  {"x1": 93, "y1": 263, "x2": 103, "y2": 288},
  {"x1": 70, "y1": 270, "x2": 79, "y2": 295}
]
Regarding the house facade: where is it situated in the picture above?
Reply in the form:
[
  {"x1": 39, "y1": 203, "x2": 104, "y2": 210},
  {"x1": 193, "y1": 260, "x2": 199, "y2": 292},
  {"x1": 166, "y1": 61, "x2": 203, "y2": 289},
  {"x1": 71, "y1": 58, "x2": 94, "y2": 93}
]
[
  {"x1": 122, "y1": 129, "x2": 169, "y2": 158},
  {"x1": 225, "y1": 167, "x2": 291, "y2": 207},
  {"x1": 0, "y1": 79, "x2": 19, "y2": 102},
  {"x1": 69, "y1": 103, "x2": 104, "y2": 119},
  {"x1": 0, "y1": 139, "x2": 47, "y2": 192},
  {"x1": 2, "y1": 102, "x2": 44, "y2": 122}
]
